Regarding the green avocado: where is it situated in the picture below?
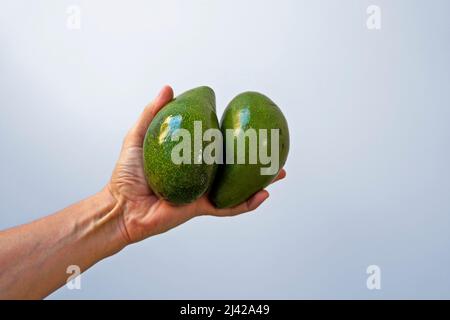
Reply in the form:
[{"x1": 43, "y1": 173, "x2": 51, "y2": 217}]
[
  {"x1": 209, "y1": 92, "x2": 290, "y2": 208},
  {"x1": 143, "y1": 86, "x2": 219, "y2": 204}
]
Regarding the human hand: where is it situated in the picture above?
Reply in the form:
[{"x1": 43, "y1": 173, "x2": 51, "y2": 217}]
[{"x1": 108, "y1": 86, "x2": 286, "y2": 244}]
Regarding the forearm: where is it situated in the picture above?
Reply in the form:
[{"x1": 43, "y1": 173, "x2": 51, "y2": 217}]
[{"x1": 0, "y1": 188, "x2": 126, "y2": 299}]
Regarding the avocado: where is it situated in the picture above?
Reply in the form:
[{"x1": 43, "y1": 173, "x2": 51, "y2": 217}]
[
  {"x1": 143, "y1": 86, "x2": 219, "y2": 204},
  {"x1": 209, "y1": 92, "x2": 289, "y2": 208}
]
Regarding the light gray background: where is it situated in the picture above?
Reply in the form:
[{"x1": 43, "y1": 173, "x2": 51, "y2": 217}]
[{"x1": 1, "y1": 0, "x2": 449, "y2": 299}]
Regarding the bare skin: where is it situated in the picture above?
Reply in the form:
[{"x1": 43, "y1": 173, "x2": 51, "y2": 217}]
[{"x1": 0, "y1": 86, "x2": 286, "y2": 299}]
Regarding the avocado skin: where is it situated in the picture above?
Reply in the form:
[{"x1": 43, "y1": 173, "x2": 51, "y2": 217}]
[
  {"x1": 209, "y1": 92, "x2": 290, "y2": 208},
  {"x1": 143, "y1": 86, "x2": 219, "y2": 204}
]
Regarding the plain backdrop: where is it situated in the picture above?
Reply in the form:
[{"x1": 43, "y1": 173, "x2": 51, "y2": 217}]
[{"x1": 1, "y1": 0, "x2": 449, "y2": 299}]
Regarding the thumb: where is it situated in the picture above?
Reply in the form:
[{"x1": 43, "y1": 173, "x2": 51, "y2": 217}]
[{"x1": 125, "y1": 85, "x2": 174, "y2": 147}]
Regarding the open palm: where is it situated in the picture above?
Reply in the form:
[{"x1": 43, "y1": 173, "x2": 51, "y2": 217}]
[{"x1": 109, "y1": 86, "x2": 286, "y2": 244}]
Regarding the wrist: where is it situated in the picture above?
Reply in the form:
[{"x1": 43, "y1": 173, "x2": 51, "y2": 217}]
[{"x1": 87, "y1": 187, "x2": 128, "y2": 258}]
